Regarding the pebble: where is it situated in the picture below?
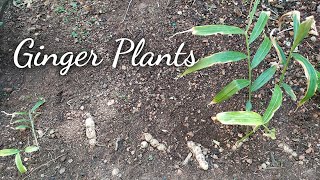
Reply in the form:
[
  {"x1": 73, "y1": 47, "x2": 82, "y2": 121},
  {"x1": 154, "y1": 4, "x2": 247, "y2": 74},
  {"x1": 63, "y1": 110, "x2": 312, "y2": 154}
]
[
  {"x1": 140, "y1": 141, "x2": 148, "y2": 149},
  {"x1": 68, "y1": 159, "x2": 73, "y2": 163},
  {"x1": 60, "y1": 155, "x2": 67, "y2": 162},
  {"x1": 299, "y1": 155, "x2": 305, "y2": 160},
  {"x1": 112, "y1": 168, "x2": 120, "y2": 176},
  {"x1": 2, "y1": 87, "x2": 13, "y2": 93},
  {"x1": 107, "y1": 100, "x2": 115, "y2": 106},
  {"x1": 261, "y1": 163, "x2": 267, "y2": 169},
  {"x1": 150, "y1": 139, "x2": 159, "y2": 147},
  {"x1": 177, "y1": 11, "x2": 182, "y2": 15},
  {"x1": 143, "y1": 133, "x2": 153, "y2": 142},
  {"x1": 59, "y1": 167, "x2": 66, "y2": 174},
  {"x1": 317, "y1": 5, "x2": 320, "y2": 13},
  {"x1": 157, "y1": 143, "x2": 166, "y2": 151},
  {"x1": 310, "y1": 36, "x2": 317, "y2": 42}
]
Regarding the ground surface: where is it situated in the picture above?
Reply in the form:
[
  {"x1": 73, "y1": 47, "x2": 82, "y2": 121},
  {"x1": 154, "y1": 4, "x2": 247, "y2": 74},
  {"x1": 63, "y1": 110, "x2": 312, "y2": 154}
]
[{"x1": 0, "y1": 0, "x2": 319, "y2": 179}]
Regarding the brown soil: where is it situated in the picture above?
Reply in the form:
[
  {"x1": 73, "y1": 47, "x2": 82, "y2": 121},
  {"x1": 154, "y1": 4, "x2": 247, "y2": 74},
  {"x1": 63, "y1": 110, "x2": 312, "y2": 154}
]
[{"x1": 0, "y1": 0, "x2": 319, "y2": 179}]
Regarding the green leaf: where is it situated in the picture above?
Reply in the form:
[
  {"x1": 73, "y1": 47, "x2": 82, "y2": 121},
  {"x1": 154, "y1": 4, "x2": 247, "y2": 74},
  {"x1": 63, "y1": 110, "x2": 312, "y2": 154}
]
[
  {"x1": 191, "y1": 25, "x2": 245, "y2": 36},
  {"x1": 282, "y1": 83, "x2": 297, "y2": 101},
  {"x1": 0, "y1": 149, "x2": 20, "y2": 156},
  {"x1": 246, "y1": 101, "x2": 252, "y2": 111},
  {"x1": 31, "y1": 98, "x2": 45, "y2": 113},
  {"x1": 251, "y1": 36, "x2": 272, "y2": 69},
  {"x1": 15, "y1": 125, "x2": 30, "y2": 130},
  {"x1": 292, "y1": 11, "x2": 300, "y2": 41},
  {"x1": 180, "y1": 51, "x2": 247, "y2": 76},
  {"x1": 251, "y1": 65, "x2": 277, "y2": 92},
  {"x1": 263, "y1": 85, "x2": 283, "y2": 124},
  {"x1": 215, "y1": 111, "x2": 264, "y2": 126},
  {"x1": 13, "y1": 119, "x2": 30, "y2": 124},
  {"x1": 24, "y1": 146, "x2": 39, "y2": 153},
  {"x1": 15, "y1": 153, "x2": 27, "y2": 174},
  {"x1": 270, "y1": 35, "x2": 287, "y2": 65},
  {"x1": 317, "y1": 71, "x2": 320, "y2": 92},
  {"x1": 292, "y1": 53, "x2": 318, "y2": 107},
  {"x1": 14, "y1": 111, "x2": 28, "y2": 115},
  {"x1": 249, "y1": 11, "x2": 271, "y2": 44},
  {"x1": 292, "y1": 16, "x2": 315, "y2": 50},
  {"x1": 212, "y1": 79, "x2": 250, "y2": 104},
  {"x1": 263, "y1": 128, "x2": 276, "y2": 140},
  {"x1": 248, "y1": 0, "x2": 261, "y2": 27}
]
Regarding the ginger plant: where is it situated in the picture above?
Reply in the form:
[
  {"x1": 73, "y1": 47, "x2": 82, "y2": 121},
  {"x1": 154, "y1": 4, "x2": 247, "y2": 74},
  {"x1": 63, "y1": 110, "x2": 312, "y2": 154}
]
[
  {"x1": 179, "y1": 0, "x2": 318, "y2": 143},
  {"x1": 0, "y1": 98, "x2": 45, "y2": 174}
]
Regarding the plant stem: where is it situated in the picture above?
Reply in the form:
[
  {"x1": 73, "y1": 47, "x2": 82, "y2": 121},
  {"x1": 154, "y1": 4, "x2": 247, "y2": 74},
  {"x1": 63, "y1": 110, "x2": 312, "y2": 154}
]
[
  {"x1": 28, "y1": 111, "x2": 39, "y2": 147},
  {"x1": 245, "y1": 33, "x2": 252, "y2": 105},
  {"x1": 279, "y1": 48, "x2": 294, "y2": 85}
]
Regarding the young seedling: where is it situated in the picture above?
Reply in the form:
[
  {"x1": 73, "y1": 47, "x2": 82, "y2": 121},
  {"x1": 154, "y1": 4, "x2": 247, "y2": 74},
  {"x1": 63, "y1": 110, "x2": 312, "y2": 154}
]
[
  {"x1": 0, "y1": 98, "x2": 45, "y2": 174},
  {"x1": 178, "y1": 0, "x2": 318, "y2": 144}
]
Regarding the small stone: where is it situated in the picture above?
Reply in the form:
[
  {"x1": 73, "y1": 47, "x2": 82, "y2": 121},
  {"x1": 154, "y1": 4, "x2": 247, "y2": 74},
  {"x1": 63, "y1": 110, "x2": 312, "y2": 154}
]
[
  {"x1": 140, "y1": 141, "x2": 148, "y2": 149},
  {"x1": 213, "y1": 164, "x2": 219, "y2": 168},
  {"x1": 291, "y1": 152, "x2": 298, "y2": 157},
  {"x1": 298, "y1": 161, "x2": 304, "y2": 165},
  {"x1": 2, "y1": 87, "x2": 13, "y2": 93},
  {"x1": 80, "y1": 106, "x2": 84, "y2": 110},
  {"x1": 107, "y1": 100, "x2": 115, "y2": 106},
  {"x1": 246, "y1": 159, "x2": 252, "y2": 164},
  {"x1": 177, "y1": 11, "x2": 182, "y2": 15},
  {"x1": 150, "y1": 139, "x2": 159, "y2": 147},
  {"x1": 59, "y1": 167, "x2": 66, "y2": 174},
  {"x1": 317, "y1": 5, "x2": 320, "y2": 13},
  {"x1": 37, "y1": 129, "x2": 44, "y2": 138},
  {"x1": 305, "y1": 147, "x2": 313, "y2": 154},
  {"x1": 261, "y1": 163, "x2": 267, "y2": 169},
  {"x1": 299, "y1": 155, "x2": 305, "y2": 160},
  {"x1": 310, "y1": 36, "x2": 317, "y2": 42},
  {"x1": 68, "y1": 159, "x2": 73, "y2": 163},
  {"x1": 157, "y1": 143, "x2": 166, "y2": 151},
  {"x1": 60, "y1": 155, "x2": 67, "y2": 162},
  {"x1": 112, "y1": 168, "x2": 120, "y2": 176},
  {"x1": 40, "y1": 174, "x2": 45, "y2": 178},
  {"x1": 289, "y1": 31, "x2": 294, "y2": 36},
  {"x1": 143, "y1": 133, "x2": 153, "y2": 142}
]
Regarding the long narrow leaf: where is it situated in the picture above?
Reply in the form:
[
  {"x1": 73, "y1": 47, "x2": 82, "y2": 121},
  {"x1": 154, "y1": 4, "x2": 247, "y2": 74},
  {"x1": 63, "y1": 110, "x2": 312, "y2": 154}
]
[
  {"x1": 24, "y1": 146, "x2": 39, "y2": 153},
  {"x1": 247, "y1": 0, "x2": 261, "y2": 27},
  {"x1": 251, "y1": 65, "x2": 277, "y2": 92},
  {"x1": 270, "y1": 33, "x2": 287, "y2": 65},
  {"x1": 180, "y1": 51, "x2": 247, "y2": 77},
  {"x1": 251, "y1": 36, "x2": 272, "y2": 69},
  {"x1": 13, "y1": 119, "x2": 30, "y2": 124},
  {"x1": 317, "y1": 71, "x2": 320, "y2": 92},
  {"x1": 292, "y1": 16, "x2": 315, "y2": 50},
  {"x1": 15, "y1": 125, "x2": 30, "y2": 130},
  {"x1": 0, "y1": 149, "x2": 20, "y2": 156},
  {"x1": 212, "y1": 79, "x2": 250, "y2": 104},
  {"x1": 31, "y1": 98, "x2": 45, "y2": 113},
  {"x1": 292, "y1": 53, "x2": 318, "y2": 107},
  {"x1": 215, "y1": 111, "x2": 264, "y2": 126},
  {"x1": 263, "y1": 85, "x2": 283, "y2": 124},
  {"x1": 15, "y1": 153, "x2": 27, "y2": 174},
  {"x1": 282, "y1": 83, "x2": 297, "y2": 101},
  {"x1": 249, "y1": 11, "x2": 271, "y2": 44},
  {"x1": 292, "y1": 11, "x2": 301, "y2": 41},
  {"x1": 192, "y1": 25, "x2": 245, "y2": 36}
]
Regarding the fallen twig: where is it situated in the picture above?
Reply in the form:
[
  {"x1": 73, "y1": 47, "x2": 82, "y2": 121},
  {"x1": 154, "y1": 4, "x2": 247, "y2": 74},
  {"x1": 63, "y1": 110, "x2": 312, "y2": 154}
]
[{"x1": 121, "y1": 0, "x2": 133, "y2": 23}]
